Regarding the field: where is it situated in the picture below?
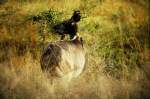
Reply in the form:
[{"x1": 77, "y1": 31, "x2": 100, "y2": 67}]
[{"x1": 0, "y1": 0, "x2": 150, "y2": 99}]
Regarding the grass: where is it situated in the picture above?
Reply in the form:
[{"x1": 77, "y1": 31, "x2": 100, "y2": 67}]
[
  {"x1": 0, "y1": 54, "x2": 149, "y2": 99},
  {"x1": 0, "y1": 0, "x2": 150, "y2": 99}
]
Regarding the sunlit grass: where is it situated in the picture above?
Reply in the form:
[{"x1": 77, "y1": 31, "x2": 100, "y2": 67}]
[{"x1": 0, "y1": 0, "x2": 149, "y2": 99}]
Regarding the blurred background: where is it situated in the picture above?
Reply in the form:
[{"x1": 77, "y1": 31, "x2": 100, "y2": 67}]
[{"x1": 0, "y1": 0, "x2": 149, "y2": 99}]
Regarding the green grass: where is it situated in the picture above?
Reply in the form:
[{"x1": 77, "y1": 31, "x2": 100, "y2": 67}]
[{"x1": 0, "y1": 0, "x2": 150, "y2": 99}]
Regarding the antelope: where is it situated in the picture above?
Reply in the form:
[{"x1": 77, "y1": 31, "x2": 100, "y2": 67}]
[{"x1": 40, "y1": 36, "x2": 85, "y2": 83}]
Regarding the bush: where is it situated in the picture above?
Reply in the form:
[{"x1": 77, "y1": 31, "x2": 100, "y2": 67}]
[{"x1": 28, "y1": 9, "x2": 62, "y2": 41}]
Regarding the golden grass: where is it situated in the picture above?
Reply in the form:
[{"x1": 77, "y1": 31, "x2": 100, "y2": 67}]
[
  {"x1": 0, "y1": 0, "x2": 149, "y2": 99},
  {"x1": 0, "y1": 52, "x2": 149, "y2": 99}
]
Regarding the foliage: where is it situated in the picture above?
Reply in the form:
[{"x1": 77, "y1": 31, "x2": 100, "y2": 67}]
[
  {"x1": 30, "y1": 9, "x2": 61, "y2": 24},
  {"x1": 27, "y1": 9, "x2": 62, "y2": 41},
  {"x1": 0, "y1": 0, "x2": 149, "y2": 98}
]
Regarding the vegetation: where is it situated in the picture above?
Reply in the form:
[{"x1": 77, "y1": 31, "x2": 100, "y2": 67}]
[{"x1": 0, "y1": 0, "x2": 149, "y2": 99}]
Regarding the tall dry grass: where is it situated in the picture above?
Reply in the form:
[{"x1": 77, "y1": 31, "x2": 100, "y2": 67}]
[
  {"x1": 0, "y1": 52, "x2": 149, "y2": 99},
  {"x1": 0, "y1": 0, "x2": 150, "y2": 99}
]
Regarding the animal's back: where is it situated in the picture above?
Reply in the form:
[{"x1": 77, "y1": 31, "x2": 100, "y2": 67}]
[{"x1": 40, "y1": 38, "x2": 85, "y2": 80}]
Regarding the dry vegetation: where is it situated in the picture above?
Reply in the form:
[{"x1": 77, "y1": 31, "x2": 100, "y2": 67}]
[{"x1": 0, "y1": 0, "x2": 150, "y2": 99}]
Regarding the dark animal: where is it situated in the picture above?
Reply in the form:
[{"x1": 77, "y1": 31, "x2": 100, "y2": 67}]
[
  {"x1": 40, "y1": 36, "x2": 85, "y2": 82},
  {"x1": 53, "y1": 10, "x2": 81, "y2": 40}
]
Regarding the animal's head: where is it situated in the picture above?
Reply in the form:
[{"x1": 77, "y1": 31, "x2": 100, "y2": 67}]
[
  {"x1": 72, "y1": 10, "x2": 81, "y2": 22},
  {"x1": 71, "y1": 35, "x2": 84, "y2": 47}
]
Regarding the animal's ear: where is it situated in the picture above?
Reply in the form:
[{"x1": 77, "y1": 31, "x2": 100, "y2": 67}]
[
  {"x1": 80, "y1": 37, "x2": 84, "y2": 47},
  {"x1": 80, "y1": 37, "x2": 83, "y2": 43}
]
